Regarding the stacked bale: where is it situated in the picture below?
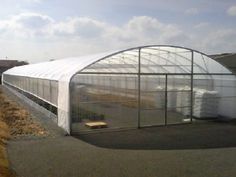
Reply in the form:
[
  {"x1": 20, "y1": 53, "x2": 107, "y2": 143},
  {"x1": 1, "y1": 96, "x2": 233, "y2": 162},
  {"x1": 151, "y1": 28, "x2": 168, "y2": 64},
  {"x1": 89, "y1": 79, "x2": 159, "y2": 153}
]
[
  {"x1": 176, "y1": 86, "x2": 191, "y2": 116},
  {"x1": 193, "y1": 89, "x2": 219, "y2": 118},
  {"x1": 154, "y1": 86, "x2": 165, "y2": 109},
  {"x1": 167, "y1": 87, "x2": 178, "y2": 111},
  {"x1": 154, "y1": 85, "x2": 219, "y2": 119}
]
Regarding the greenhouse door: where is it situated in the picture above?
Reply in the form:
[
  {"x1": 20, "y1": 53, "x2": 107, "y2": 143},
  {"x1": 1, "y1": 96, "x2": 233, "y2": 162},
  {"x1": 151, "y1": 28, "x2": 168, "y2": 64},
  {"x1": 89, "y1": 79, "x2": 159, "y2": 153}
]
[
  {"x1": 166, "y1": 75, "x2": 192, "y2": 125},
  {"x1": 139, "y1": 74, "x2": 192, "y2": 127},
  {"x1": 139, "y1": 75, "x2": 166, "y2": 126}
]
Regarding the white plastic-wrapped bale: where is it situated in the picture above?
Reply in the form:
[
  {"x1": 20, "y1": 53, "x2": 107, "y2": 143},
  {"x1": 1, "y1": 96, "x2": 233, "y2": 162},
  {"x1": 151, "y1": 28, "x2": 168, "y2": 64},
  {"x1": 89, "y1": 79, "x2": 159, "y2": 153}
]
[
  {"x1": 193, "y1": 89, "x2": 219, "y2": 118},
  {"x1": 176, "y1": 88, "x2": 182, "y2": 113},
  {"x1": 176, "y1": 86, "x2": 191, "y2": 116},
  {"x1": 167, "y1": 88, "x2": 178, "y2": 111},
  {"x1": 154, "y1": 86, "x2": 165, "y2": 109}
]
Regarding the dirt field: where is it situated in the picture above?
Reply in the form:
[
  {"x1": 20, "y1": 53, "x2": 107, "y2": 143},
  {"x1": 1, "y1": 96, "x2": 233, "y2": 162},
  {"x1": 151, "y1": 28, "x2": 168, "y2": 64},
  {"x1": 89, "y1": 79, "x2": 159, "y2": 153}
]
[{"x1": 0, "y1": 87, "x2": 47, "y2": 177}]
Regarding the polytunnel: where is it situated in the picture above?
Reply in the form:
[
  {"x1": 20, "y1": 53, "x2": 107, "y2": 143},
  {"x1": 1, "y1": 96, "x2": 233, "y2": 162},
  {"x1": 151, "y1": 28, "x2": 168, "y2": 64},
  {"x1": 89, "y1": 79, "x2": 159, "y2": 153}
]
[{"x1": 2, "y1": 45, "x2": 236, "y2": 134}]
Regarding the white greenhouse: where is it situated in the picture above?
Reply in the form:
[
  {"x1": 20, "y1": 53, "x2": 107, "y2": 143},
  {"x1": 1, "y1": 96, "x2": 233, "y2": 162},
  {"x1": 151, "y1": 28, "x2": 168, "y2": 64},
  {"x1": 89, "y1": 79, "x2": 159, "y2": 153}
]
[{"x1": 2, "y1": 45, "x2": 236, "y2": 134}]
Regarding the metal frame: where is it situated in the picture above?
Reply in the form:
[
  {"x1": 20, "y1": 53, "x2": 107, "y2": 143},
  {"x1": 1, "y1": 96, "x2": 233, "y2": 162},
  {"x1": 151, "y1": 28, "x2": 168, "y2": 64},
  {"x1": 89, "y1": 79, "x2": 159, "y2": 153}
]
[
  {"x1": 190, "y1": 51, "x2": 194, "y2": 122},
  {"x1": 165, "y1": 74, "x2": 168, "y2": 125},
  {"x1": 138, "y1": 48, "x2": 141, "y2": 128},
  {"x1": 76, "y1": 72, "x2": 233, "y2": 76},
  {"x1": 70, "y1": 46, "x2": 235, "y2": 133},
  {"x1": 71, "y1": 45, "x2": 213, "y2": 76}
]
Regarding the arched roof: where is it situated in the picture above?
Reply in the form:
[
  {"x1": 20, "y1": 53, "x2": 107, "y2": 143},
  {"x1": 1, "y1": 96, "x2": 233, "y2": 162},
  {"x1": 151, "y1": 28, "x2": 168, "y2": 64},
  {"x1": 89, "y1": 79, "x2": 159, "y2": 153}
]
[
  {"x1": 3, "y1": 51, "x2": 118, "y2": 82},
  {"x1": 3, "y1": 45, "x2": 232, "y2": 83}
]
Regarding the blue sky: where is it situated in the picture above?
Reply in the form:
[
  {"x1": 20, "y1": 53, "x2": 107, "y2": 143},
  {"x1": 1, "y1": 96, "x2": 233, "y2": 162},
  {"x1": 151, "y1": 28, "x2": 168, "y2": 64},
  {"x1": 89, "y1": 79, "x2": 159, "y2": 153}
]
[{"x1": 0, "y1": 0, "x2": 236, "y2": 63}]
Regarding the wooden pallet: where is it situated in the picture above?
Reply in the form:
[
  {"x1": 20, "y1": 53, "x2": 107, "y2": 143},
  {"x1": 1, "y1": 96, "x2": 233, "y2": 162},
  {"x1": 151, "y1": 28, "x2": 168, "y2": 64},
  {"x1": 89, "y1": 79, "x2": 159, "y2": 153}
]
[{"x1": 85, "y1": 121, "x2": 107, "y2": 129}]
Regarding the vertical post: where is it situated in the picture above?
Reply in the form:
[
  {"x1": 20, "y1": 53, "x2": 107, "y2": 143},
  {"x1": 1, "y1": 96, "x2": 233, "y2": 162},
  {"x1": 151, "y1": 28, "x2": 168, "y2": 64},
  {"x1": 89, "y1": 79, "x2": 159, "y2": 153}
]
[
  {"x1": 138, "y1": 48, "x2": 141, "y2": 128},
  {"x1": 165, "y1": 74, "x2": 168, "y2": 125},
  {"x1": 190, "y1": 51, "x2": 194, "y2": 122},
  {"x1": 50, "y1": 81, "x2": 53, "y2": 103},
  {"x1": 68, "y1": 81, "x2": 71, "y2": 134},
  {"x1": 49, "y1": 80, "x2": 52, "y2": 117}
]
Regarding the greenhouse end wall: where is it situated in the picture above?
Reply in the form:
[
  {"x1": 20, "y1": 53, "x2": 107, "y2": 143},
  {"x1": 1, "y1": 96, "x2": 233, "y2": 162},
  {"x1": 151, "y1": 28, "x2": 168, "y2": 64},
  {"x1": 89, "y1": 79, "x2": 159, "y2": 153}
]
[
  {"x1": 70, "y1": 74, "x2": 236, "y2": 133},
  {"x1": 69, "y1": 46, "x2": 236, "y2": 133}
]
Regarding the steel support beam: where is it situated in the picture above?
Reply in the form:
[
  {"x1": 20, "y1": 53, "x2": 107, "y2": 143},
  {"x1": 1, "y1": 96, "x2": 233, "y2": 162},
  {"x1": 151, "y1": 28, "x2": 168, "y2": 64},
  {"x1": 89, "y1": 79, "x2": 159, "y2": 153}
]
[
  {"x1": 138, "y1": 48, "x2": 141, "y2": 128},
  {"x1": 165, "y1": 74, "x2": 168, "y2": 125},
  {"x1": 190, "y1": 51, "x2": 194, "y2": 122}
]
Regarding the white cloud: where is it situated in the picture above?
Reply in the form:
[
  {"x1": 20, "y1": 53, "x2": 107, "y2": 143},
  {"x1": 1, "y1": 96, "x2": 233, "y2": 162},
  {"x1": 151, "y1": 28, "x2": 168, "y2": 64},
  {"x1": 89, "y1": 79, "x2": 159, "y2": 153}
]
[
  {"x1": 0, "y1": 13, "x2": 201, "y2": 46},
  {"x1": 0, "y1": 12, "x2": 54, "y2": 38},
  {"x1": 25, "y1": 0, "x2": 43, "y2": 3},
  {"x1": 15, "y1": 13, "x2": 53, "y2": 29},
  {"x1": 194, "y1": 22, "x2": 209, "y2": 29},
  {"x1": 0, "y1": 13, "x2": 236, "y2": 62},
  {"x1": 200, "y1": 29, "x2": 236, "y2": 54},
  {"x1": 52, "y1": 17, "x2": 107, "y2": 38},
  {"x1": 227, "y1": 5, "x2": 236, "y2": 16},
  {"x1": 103, "y1": 16, "x2": 187, "y2": 47},
  {"x1": 185, "y1": 8, "x2": 199, "y2": 15}
]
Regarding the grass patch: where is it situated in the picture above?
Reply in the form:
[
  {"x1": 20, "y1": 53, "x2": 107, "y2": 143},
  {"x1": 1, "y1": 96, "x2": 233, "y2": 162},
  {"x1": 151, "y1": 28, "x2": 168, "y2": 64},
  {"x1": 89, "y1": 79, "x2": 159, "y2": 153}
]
[{"x1": 0, "y1": 87, "x2": 48, "y2": 177}]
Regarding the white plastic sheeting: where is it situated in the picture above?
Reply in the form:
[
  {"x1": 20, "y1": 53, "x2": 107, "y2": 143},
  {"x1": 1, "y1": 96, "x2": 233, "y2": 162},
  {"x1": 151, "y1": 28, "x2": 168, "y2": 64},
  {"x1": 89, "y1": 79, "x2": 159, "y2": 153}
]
[{"x1": 3, "y1": 52, "x2": 115, "y2": 80}]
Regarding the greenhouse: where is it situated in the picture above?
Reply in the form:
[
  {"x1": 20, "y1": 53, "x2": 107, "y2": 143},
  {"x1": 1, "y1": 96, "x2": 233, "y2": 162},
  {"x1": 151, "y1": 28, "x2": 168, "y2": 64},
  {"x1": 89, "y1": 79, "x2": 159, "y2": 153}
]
[{"x1": 2, "y1": 45, "x2": 236, "y2": 134}]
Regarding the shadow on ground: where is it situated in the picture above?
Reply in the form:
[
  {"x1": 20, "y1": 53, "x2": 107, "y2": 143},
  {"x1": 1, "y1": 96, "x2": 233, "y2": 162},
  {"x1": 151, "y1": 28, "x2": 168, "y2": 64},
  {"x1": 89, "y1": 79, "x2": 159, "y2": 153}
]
[{"x1": 75, "y1": 121, "x2": 236, "y2": 150}]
